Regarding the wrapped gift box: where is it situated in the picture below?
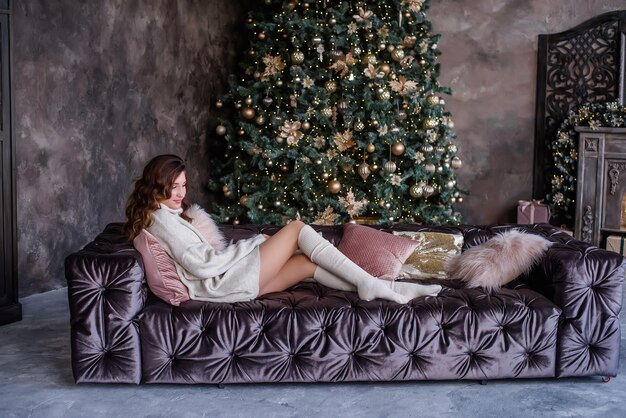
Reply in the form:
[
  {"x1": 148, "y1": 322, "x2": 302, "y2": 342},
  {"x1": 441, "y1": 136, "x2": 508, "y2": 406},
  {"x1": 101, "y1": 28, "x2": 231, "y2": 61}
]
[
  {"x1": 517, "y1": 200, "x2": 551, "y2": 224},
  {"x1": 606, "y1": 235, "x2": 626, "y2": 256}
]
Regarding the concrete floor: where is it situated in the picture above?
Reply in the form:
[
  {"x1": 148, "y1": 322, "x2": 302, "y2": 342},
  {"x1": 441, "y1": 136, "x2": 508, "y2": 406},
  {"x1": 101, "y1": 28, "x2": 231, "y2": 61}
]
[{"x1": 1, "y1": 287, "x2": 625, "y2": 418}]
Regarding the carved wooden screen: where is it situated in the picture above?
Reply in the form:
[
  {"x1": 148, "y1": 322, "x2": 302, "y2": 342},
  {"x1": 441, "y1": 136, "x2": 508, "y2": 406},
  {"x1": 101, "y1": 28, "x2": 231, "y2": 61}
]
[{"x1": 533, "y1": 11, "x2": 626, "y2": 205}]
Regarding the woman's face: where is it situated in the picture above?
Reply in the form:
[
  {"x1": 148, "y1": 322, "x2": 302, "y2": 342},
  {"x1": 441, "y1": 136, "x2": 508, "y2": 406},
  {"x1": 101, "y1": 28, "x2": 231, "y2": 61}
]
[{"x1": 161, "y1": 171, "x2": 187, "y2": 210}]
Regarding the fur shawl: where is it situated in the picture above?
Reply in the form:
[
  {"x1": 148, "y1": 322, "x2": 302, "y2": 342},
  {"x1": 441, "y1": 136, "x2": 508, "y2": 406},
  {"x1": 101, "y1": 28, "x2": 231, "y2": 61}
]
[{"x1": 186, "y1": 204, "x2": 228, "y2": 251}]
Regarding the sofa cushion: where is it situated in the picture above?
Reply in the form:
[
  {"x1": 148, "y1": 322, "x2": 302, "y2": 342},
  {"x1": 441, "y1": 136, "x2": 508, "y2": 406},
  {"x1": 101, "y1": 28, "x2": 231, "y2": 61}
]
[
  {"x1": 133, "y1": 229, "x2": 190, "y2": 306},
  {"x1": 445, "y1": 229, "x2": 553, "y2": 291},
  {"x1": 337, "y1": 223, "x2": 419, "y2": 280},
  {"x1": 392, "y1": 231, "x2": 463, "y2": 279}
]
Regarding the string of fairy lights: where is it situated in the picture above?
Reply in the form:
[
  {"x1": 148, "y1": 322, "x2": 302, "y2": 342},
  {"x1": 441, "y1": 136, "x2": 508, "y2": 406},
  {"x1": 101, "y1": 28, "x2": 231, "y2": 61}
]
[{"x1": 208, "y1": 0, "x2": 465, "y2": 225}]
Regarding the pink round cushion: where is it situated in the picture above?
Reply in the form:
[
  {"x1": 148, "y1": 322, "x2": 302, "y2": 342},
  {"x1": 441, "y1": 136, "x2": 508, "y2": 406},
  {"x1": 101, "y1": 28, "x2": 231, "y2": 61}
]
[
  {"x1": 337, "y1": 223, "x2": 419, "y2": 280},
  {"x1": 133, "y1": 229, "x2": 190, "y2": 306}
]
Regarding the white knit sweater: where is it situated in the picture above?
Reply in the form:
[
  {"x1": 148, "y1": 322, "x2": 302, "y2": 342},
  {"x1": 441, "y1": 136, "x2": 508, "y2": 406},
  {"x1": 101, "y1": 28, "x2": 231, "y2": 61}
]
[{"x1": 147, "y1": 205, "x2": 266, "y2": 303}]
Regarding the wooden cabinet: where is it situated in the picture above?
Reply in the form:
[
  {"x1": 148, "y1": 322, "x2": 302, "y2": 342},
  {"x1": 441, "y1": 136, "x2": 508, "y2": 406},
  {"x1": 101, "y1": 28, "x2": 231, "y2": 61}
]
[
  {"x1": 0, "y1": 0, "x2": 20, "y2": 325},
  {"x1": 575, "y1": 127, "x2": 626, "y2": 247}
]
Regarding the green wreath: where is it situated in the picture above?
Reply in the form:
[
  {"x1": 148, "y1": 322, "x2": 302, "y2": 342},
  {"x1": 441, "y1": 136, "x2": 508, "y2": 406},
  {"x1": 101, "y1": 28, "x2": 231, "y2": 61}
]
[{"x1": 548, "y1": 101, "x2": 626, "y2": 223}]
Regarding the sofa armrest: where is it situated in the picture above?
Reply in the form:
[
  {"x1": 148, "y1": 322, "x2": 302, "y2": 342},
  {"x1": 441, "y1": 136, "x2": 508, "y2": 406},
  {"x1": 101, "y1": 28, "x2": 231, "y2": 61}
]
[
  {"x1": 65, "y1": 223, "x2": 147, "y2": 383},
  {"x1": 524, "y1": 229, "x2": 625, "y2": 377}
]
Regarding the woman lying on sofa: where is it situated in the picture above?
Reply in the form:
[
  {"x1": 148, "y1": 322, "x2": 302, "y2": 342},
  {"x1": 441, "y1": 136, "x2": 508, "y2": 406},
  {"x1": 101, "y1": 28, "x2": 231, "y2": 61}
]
[{"x1": 124, "y1": 154, "x2": 442, "y2": 304}]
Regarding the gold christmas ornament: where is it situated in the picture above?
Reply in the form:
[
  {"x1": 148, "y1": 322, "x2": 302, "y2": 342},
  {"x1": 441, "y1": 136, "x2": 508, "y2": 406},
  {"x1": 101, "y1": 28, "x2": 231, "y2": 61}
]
[
  {"x1": 215, "y1": 100, "x2": 223, "y2": 108},
  {"x1": 384, "y1": 160, "x2": 397, "y2": 173},
  {"x1": 364, "y1": 54, "x2": 377, "y2": 65},
  {"x1": 276, "y1": 80, "x2": 284, "y2": 87},
  {"x1": 451, "y1": 156, "x2": 463, "y2": 169},
  {"x1": 391, "y1": 142, "x2": 405, "y2": 156},
  {"x1": 222, "y1": 185, "x2": 229, "y2": 193},
  {"x1": 424, "y1": 163, "x2": 436, "y2": 174},
  {"x1": 234, "y1": 102, "x2": 242, "y2": 109},
  {"x1": 280, "y1": 164, "x2": 289, "y2": 172},
  {"x1": 358, "y1": 162, "x2": 371, "y2": 181},
  {"x1": 262, "y1": 96, "x2": 273, "y2": 107},
  {"x1": 352, "y1": 46, "x2": 362, "y2": 56},
  {"x1": 255, "y1": 115, "x2": 266, "y2": 125},
  {"x1": 325, "y1": 80, "x2": 337, "y2": 93},
  {"x1": 378, "y1": 89, "x2": 391, "y2": 101},
  {"x1": 237, "y1": 128, "x2": 245, "y2": 136},
  {"x1": 244, "y1": 96, "x2": 253, "y2": 106},
  {"x1": 239, "y1": 195, "x2": 248, "y2": 205},
  {"x1": 447, "y1": 144, "x2": 458, "y2": 153},
  {"x1": 370, "y1": 119, "x2": 379, "y2": 127},
  {"x1": 216, "y1": 125, "x2": 226, "y2": 135},
  {"x1": 322, "y1": 172, "x2": 330, "y2": 180},
  {"x1": 378, "y1": 199, "x2": 386, "y2": 208},
  {"x1": 378, "y1": 43, "x2": 386, "y2": 51},
  {"x1": 409, "y1": 184, "x2": 423, "y2": 198},
  {"x1": 241, "y1": 107, "x2": 256, "y2": 119},
  {"x1": 258, "y1": 32, "x2": 266, "y2": 41},
  {"x1": 371, "y1": 163, "x2": 379, "y2": 172},
  {"x1": 380, "y1": 63, "x2": 391, "y2": 75},
  {"x1": 301, "y1": 121, "x2": 311, "y2": 130},
  {"x1": 327, "y1": 179, "x2": 341, "y2": 194},
  {"x1": 248, "y1": 49, "x2": 256, "y2": 57},
  {"x1": 354, "y1": 119, "x2": 365, "y2": 132},
  {"x1": 426, "y1": 95, "x2": 439, "y2": 106},
  {"x1": 391, "y1": 48, "x2": 405, "y2": 62},
  {"x1": 291, "y1": 50, "x2": 305, "y2": 64},
  {"x1": 233, "y1": 218, "x2": 240, "y2": 225},
  {"x1": 435, "y1": 146, "x2": 446, "y2": 153},
  {"x1": 321, "y1": 107, "x2": 333, "y2": 118},
  {"x1": 257, "y1": 204, "x2": 264, "y2": 210},
  {"x1": 423, "y1": 118, "x2": 438, "y2": 129},
  {"x1": 312, "y1": 35, "x2": 323, "y2": 44},
  {"x1": 423, "y1": 185, "x2": 435, "y2": 197},
  {"x1": 421, "y1": 144, "x2": 434, "y2": 153},
  {"x1": 366, "y1": 143, "x2": 376, "y2": 153},
  {"x1": 328, "y1": 16, "x2": 337, "y2": 25},
  {"x1": 387, "y1": 44, "x2": 395, "y2": 52}
]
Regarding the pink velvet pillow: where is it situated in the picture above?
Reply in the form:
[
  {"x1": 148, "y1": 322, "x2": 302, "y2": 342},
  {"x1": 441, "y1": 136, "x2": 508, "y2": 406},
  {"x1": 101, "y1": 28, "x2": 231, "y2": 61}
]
[
  {"x1": 337, "y1": 223, "x2": 420, "y2": 280},
  {"x1": 133, "y1": 229, "x2": 190, "y2": 306}
]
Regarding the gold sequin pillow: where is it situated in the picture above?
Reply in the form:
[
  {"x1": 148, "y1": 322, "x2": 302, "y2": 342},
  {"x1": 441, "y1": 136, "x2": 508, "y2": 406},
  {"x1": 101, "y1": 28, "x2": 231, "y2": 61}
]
[{"x1": 392, "y1": 231, "x2": 463, "y2": 279}]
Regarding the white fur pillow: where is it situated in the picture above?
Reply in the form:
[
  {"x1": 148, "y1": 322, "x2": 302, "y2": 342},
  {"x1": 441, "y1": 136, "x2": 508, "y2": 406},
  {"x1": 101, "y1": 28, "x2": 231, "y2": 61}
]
[
  {"x1": 186, "y1": 204, "x2": 227, "y2": 251},
  {"x1": 444, "y1": 230, "x2": 553, "y2": 291}
]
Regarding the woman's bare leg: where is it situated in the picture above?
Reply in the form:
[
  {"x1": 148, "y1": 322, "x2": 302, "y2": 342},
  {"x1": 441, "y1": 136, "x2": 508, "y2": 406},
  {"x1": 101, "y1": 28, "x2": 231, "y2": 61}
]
[
  {"x1": 258, "y1": 255, "x2": 316, "y2": 295},
  {"x1": 258, "y1": 220, "x2": 308, "y2": 294}
]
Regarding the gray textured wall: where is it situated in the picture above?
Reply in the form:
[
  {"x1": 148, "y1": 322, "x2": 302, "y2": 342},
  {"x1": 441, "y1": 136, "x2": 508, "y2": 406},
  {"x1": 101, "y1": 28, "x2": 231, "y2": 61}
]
[{"x1": 13, "y1": 0, "x2": 626, "y2": 296}]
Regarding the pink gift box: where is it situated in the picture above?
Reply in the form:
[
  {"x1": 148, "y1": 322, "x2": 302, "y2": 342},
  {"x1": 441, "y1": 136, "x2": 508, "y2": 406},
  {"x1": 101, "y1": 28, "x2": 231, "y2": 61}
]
[{"x1": 517, "y1": 200, "x2": 551, "y2": 224}]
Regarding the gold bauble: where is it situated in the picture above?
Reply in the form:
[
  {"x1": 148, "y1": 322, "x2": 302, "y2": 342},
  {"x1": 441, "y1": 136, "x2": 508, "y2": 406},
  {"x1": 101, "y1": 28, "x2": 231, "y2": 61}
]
[
  {"x1": 233, "y1": 218, "x2": 240, "y2": 225},
  {"x1": 366, "y1": 143, "x2": 375, "y2": 153},
  {"x1": 451, "y1": 156, "x2": 463, "y2": 169},
  {"x1": 423, "y1": 185, "x2": 435, "y2": 196},
  {"x1": 234, "y1": 102, "x2": 242, "y2": 109},
  {"x1": 237, "y1": 128, "x2": 245, "y2": 136},
  {"x1": 357, "y1": 162, "x2": 371, "y2": 181},
  {"x1": 423, "y1": 118, "x2": 438, "y2": 129},
  {"x1": 239, "y1": 195, "x2": 248, "y2": 205},
  {"x1": 380, "y1": 63, "x2": 391, "y2": 75},
  {"x1": 255, "y1": 115, "x2": 266, "y2": 125},
  {"x1": 371, "y1": 163, "x2": 379, "y2": 172},
  {"x1": 354, "y1": 119, "x2": 365, "y2": 132},
  {"x1": 321, "y1": 107, "x2": 333, "y2": 118},
  {"x1": 387, "y1": 44, "x2": 395, "y2": 52},
  {"x1": 280, "y1": 164, "x2": 289, "y2": 172},
  {"x1": 322, "y1": 172, "x2": 330, "y2": 180},
  {"x1": 276, "y1": 80, "x2": 284, "y2": 87},
  {"x1": 222, "y1": 185, "x2": 229, "y2": 193},
  {"x1": 325, "y1": 80, "x2": 337, "y2": 93},
  {"x1": 216, "y1": 125, "x2": 226, "y2": 135},
  {"x1": 262, "y1": 96, "x2": 273, "y2": 107},
  {"x1": 291, "y1": 50, "x2": 305, "y2": 64},
  {"x1": 364, "y1": 54, "x2": 377, "y2": 65},
  {"x1": 327, "y1": 179, "x2": 341, "y2": 194},
  {"x1": 391, "y1": 142, "x2": 405, "y2": 156},
  {"x1": 424, "y1": 163, "x2": 436, "y2": 173},
  {"x1": 352, "y1": 47, "x2": 362, "y2": 56},
  {"x1": 224, "y1": 190, "x2": 232, "y2": 198},
  {"x1": 215, "y1": 100, "x2": 223, "y2": 108},
  {"x1": 384, "y1": 161, "x2": 397, "y2": 173},
  {"x1": 391, "y1": 48, "x2": 405, "y2": 62},
  {"x1": 426, "y1": 95, "x2": 439, "y2": 106},
  {"x1": 241, "y1": 107, "x2": 256, "y2": 119},
  {"x1": 409, "y1": 184, "x2": 423, "y2": 198},
  {"x1": 370, "y1": 119, "x2": 379, "y2": 127},
  {"x1": 258, "y1": 32, "x2": 266, "y2": 41},
  {"x1": 245, "y1": 96, "x2": 253, "y2": 105},
  {"x1": 421, "y1": 144, "x2": 434, "y2": 153},
  {"x1": 447, "y1": 144, "x2": 458, "y2": 153},
  {"x1": 301, "y1": 121, "x2": 311, "y2": 130},
  {"x1": 248, "y1": 49, "x2": 256, "y2": 57},
  {"x1": 378, "y1": 89, "x2": 391, "y2": 101}
]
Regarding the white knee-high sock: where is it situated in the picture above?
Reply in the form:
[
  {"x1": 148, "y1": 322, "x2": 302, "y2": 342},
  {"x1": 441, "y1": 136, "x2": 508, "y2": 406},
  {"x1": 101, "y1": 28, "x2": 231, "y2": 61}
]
[
  {"x1": 298, "y1": 225, "x2": 408, "y2": 303},
  {"x1": 314, "y1": 267, "x2": 356, "y2": 292},
  {"x1": 315, "y1": 266, "x2": 441, "y2": 299}
]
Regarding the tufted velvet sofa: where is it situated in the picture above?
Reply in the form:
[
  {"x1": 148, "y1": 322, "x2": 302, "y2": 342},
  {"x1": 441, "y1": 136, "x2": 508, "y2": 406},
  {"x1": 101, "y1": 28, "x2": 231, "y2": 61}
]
[{"x1": 65, "y1": 223, "x2": 624, "y2": 384}]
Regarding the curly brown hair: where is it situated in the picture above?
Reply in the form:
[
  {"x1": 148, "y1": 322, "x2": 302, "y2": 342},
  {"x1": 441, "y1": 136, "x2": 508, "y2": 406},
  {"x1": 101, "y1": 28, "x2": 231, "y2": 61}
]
[{"x1": 124, "y1": 154, "x2": 192, "y2": 241}]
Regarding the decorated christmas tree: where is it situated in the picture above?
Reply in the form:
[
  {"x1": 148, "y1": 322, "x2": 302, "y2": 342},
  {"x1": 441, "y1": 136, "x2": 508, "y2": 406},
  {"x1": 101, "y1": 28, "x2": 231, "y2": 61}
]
[{"x1": 209, "y1": 0, "x2": 465, "y2": 225}]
